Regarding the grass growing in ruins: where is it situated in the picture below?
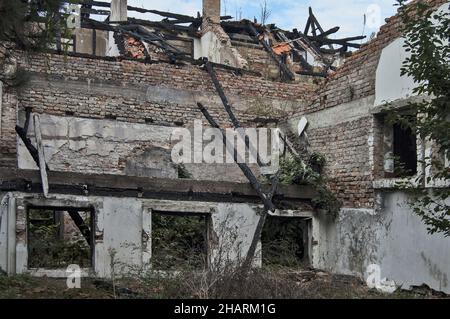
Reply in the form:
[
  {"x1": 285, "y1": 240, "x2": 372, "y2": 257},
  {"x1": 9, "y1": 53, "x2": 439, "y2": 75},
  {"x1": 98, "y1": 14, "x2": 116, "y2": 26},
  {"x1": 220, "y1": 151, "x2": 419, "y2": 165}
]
[
  {"x1": 277, "y1": 154, "x2": 342, "y2": 217},
  {"x1": 28, "y1": 210, "x2": 91, "y2": 269},
  {"x1": 261, "y1": 217, "x2": 306, "y2": 268},
  {"x1": 151, "y1": 213, "x2": 208, "y2": 271},
  {"x1": 1, "y1": 269, "x2": 447, "y2": 299}
]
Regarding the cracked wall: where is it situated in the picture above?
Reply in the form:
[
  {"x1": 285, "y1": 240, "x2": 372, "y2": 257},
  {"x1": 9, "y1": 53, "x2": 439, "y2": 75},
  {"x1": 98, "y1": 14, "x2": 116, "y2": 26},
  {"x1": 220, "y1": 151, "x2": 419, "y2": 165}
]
[
  {"x1": 0, "y1": 192, "x2": 264, "y2": 278},
  {"x1": 312, "y1": 192, "x2": 450, "y2": 294}
]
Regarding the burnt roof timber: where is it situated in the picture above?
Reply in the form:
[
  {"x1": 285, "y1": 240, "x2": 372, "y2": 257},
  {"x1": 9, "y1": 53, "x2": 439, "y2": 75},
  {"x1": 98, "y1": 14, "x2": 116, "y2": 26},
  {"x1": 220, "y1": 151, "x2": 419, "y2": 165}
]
[
  {"x1": 80, "y1": 7, "x2": 110, "y2": 16},
  {"x1": 74, "y1": 1, "x2": 232, "y2": 22},
  {"x1": 247, "y1": 22, "x2": 295, "y2": 82}
]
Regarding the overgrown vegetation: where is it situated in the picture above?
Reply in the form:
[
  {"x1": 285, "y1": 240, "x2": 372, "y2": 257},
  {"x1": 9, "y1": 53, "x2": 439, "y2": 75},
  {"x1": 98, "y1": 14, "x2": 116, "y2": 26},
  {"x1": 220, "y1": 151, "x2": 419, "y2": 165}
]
[
  {"x1": 388, "y1": 0, "x2": 450, "y2": 236},
  {"x1": 2, "y1": 268, "x2": 447, "y2": 299},
  {"x1": 261, "y1": 217, "x2": 306, "y2": 267},
  {"x1": 151, "y1": 213, "x2": 208, "y2": 270},
  {"x1": 0, "y1": 0, "x2": 73, "y2": 87},
  {"x1": 278, "y1": 152, "x2": 342, "y2": 217},
  {"x1": 28, "y1": 210, "x2": 91, "y2": 268},
  {"x1": 0, "y1": 0, "x2": 68, "y2": 51}
]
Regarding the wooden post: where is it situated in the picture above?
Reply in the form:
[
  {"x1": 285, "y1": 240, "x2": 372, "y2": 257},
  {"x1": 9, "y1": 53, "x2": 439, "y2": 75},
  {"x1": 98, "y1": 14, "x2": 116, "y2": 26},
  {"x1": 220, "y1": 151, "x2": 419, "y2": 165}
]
[
  {"x1": 110, "y1": 0, "x2": 127, "y2": 22},
  {"x1": 33, "y1": 114, "x2": 49, "y2": 198}
]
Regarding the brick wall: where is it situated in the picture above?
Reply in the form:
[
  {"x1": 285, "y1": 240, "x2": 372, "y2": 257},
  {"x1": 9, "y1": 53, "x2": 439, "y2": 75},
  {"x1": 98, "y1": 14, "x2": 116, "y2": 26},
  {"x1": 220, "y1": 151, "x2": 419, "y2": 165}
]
[
  {"x1": 301, "y1": 0, "x2": 447, "y2": 115},
  {"x1": 0, "y1": 87, "x2": 18, "y2": 168},
  {"x1": 235, "y1": 44, "x2": 279, "y2": 79},
  {"x1": 0, "y1": 49, "x2": 317, "y2": 171},
  {"x1": 16, "y1": 52, "x2": 315, "y2": 102},
  {"x1": 308, "y1": 117, "x2": 376, "y2": 208},
  {"x1": 289, "y1": 0, "x2": 447, "y2": 208}
]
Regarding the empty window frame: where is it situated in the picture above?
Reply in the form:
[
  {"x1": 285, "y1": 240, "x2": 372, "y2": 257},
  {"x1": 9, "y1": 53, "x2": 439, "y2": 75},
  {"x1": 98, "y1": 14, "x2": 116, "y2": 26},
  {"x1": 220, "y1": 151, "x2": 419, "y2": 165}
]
[
  {"x1": 27, "y1": 206, "x2": 94, "y2": 269},
  {"x1": 392, "y1": 123, "x2": 417, "y2": 177},
  {"x1": 151, "y1": 211, "x2": 209, "y2": 271},
  {"x1": 261, "y1": 216, "x2": 309, "y2": 268},
  {"x1": 378, "y1": 113, "x2": 418, "y2": 178}
]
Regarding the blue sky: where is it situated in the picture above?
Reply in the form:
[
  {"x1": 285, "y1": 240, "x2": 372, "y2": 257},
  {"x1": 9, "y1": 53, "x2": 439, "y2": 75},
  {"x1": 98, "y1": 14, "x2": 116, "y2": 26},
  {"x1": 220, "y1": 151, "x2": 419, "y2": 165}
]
[{"x1": 124, "y1": 0, "x2": 400, "y2": 39}]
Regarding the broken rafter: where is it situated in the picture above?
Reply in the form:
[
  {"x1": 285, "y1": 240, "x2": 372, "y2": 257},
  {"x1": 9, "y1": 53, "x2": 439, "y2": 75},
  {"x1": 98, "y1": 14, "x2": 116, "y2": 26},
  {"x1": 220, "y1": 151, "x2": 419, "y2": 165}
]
[
  {"x1": 197, "y1": 102, "x2": 277, "y2": 213},
  {"x1": 289, "y1": 29, "x2": 324, "y2": 62},
  {"x1": 83, "y1": 19, "x2": 185, "y2": 58},
  {"x1": 67, "y1": 209, "x2": 92, "y2": 245},
  {"x1": 203, "y1": 61, "x2": 265, "y2": 167},
  {"x1": 309, "y1": 35, "x2": 365, "y2": 48},
  {"x1": 296, "y1": 70, "x2": 328, "y2": 78},
  {"x1": 197, "y1": 102, "x2": 280, "y2": 272},
  {"x1": 199, "y1": 60, "x2": 288, "y2": 272},
  {"x1": 247, "y1": 22, "x2": 295, "y2": 82},
  {"x1": 75, "y1": 1, "x2": 230, "y2": 24},
  {"x1": 15, "y1": 109, "x2": 49, "y2": 171},
  {"x1": 305, "y1": 7, "x2": 333, "y2": 50},
  {"x1": 80, "y1": 7, "x2": 110, "y2": 16},
  {"x1": 0, "y1": 169, "x2": 316, "y2": 201}
]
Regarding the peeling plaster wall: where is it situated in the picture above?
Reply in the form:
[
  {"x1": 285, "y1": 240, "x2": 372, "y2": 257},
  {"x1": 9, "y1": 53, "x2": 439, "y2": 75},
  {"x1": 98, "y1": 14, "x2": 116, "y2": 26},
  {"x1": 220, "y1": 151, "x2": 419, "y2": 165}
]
[
  {"x1": 16, "y1": 113, "x2": 259, "y2": 182},
  {"x1": 313, "y1": 193, "x2": 450, "y2": 294},
  {"x1": 0, "y1": 192, "x2": 264, "y2": 278},
  {"x1": 194, "y1": 20, "x2": 248, "y2": 69},
  {"x1": 17, "y1": 113, "x2": 177, "y2": 178},
  {"x1": 95, "y1": 197, "x2": 144, "y2": 278}
]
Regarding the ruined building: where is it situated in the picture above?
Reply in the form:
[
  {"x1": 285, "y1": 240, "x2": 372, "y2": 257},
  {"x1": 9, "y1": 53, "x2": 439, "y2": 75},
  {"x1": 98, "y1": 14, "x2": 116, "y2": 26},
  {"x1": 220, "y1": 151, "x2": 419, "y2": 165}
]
[{"x1": 0, "y1": 0, "x2": 449, "y2": 294}]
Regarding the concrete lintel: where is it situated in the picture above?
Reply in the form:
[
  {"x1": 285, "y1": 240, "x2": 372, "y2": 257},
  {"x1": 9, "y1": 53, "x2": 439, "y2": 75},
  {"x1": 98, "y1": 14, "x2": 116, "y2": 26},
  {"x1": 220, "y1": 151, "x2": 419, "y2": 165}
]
[{"x1": 270, "y1": 209, "x2": 314, "y2": 218}]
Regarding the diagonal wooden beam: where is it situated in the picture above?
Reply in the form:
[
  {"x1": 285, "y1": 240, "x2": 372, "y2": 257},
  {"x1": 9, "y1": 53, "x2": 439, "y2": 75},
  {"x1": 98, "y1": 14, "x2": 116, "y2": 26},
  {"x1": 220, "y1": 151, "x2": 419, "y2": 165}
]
[
  {"x1": 67, "y1": 209, "x2": 91, "y2": 245},
  {"x1": 197, "y1": 102, "x2": 283, "y2": 271}
]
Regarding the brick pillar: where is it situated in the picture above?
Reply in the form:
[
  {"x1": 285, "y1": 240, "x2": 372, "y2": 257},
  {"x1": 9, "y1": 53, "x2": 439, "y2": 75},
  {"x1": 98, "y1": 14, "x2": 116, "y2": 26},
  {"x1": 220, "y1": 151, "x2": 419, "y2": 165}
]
[{"x1": 203, "y1": 0, "x2": 220, "y2": 24}]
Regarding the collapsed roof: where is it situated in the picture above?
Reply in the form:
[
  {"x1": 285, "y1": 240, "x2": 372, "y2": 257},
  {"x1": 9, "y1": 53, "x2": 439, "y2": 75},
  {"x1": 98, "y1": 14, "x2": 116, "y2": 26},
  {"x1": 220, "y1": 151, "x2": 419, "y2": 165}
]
[{"x1": 58, "y1": 0, "x2": 366, "y2": 80}]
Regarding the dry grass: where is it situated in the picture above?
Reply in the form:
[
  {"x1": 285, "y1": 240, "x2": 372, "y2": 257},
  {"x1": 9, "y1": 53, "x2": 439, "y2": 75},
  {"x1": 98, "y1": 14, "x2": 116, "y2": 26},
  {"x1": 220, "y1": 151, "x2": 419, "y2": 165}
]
[{"x1": 1, "y1": 268, "x2": 447, "y2": 299}]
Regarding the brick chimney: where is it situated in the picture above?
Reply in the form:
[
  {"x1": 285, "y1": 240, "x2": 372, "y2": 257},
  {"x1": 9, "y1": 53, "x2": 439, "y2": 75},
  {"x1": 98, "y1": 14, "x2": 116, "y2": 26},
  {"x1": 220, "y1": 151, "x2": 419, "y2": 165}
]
[{"x1": 203, "y1": 0, "x2": 220, "y2": 24}]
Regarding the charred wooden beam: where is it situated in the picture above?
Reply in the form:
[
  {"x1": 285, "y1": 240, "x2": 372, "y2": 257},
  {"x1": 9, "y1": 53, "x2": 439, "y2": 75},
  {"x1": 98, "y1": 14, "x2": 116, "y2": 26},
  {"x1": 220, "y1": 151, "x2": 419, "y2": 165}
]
[
  {"x1": 80, "y1": 7, "x2": 110, "y2": 16},
  {"x1": 203, "y1": 61, "x2": 242, "y2": 128},
  {"x1": 290, "y1": 29, "x2": 323, "y2": 59},
  {"x1": 197, "y1": 103, "x2": 276, "y2": 212},
  {"x1": 15, "y1": 109, "x2": 50, "y2": 171},
  {"x1": 320, "y1": 26, "x2": 340, "y2": 37},
  {"x1": 296, "y1": 70, "x2": 328, "y2": 77},
  {"x1": 309, "y1": 34, "x2": 366, "y2": 43},
  {"x1": 247, "y1": 23, "x2": 295, "y2": 82},
  {"x1": 304, "y1": 16, "x2": 311, "y2": 35},
  {"x1": 23, "y1": 107, "x2": 32, "y2": 134},
  {"x1": 306, "y1": 7, "x2": 333, "y2": 50},
  {"x1": 309, "y1": 36, "x2": 363, "y2": 49},
  {"x1": 0, "y1": 169, "x2": 317, "y2": 202},
  {"x1": 203, "y1": 61, "x2": 264, "y2": 167},
  {"x1": 67, "y1": 209, "x2": 92, "y2": 245},
  {"x1": 83, "y1": 19, "x2": 185, "y2": 55},
  {"x1": 320, "y1": 46, "x2": 349, "y2": 55},
  {"x1": 15, "y1": 125, "x2": 40, "y2": 167},
  {"x1": 198, "y1": 102, "x2": 282, "y2": 272}
]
